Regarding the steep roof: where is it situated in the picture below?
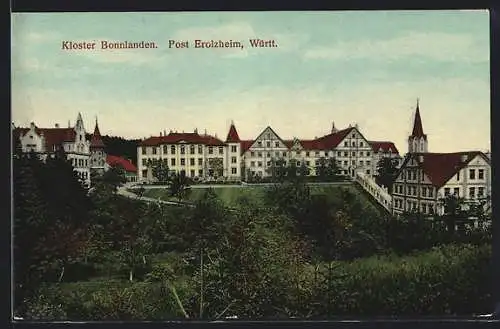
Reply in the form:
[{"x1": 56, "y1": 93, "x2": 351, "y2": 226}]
[
  {"x1": 368, "y1": 141, "x2": 399, "y2": 154},
  {"x1": 410, "y1": 101, "x2": 427, "y2": 139},
  {"x1": 226, "y1": 122, "x2": 240, "y2": 142},
  {"x1": 13, "y1": 126, "x2": 76, "y2": 151},
  {"x1": 106, "y1": 155, "x2": 137, "y2": 173},
  {"x1": 140, "y1": 132, "x2": 226, "y2": 147},
  {"x1": 90, "y1": 119, "x2": 105, "y2": 148},
  {"x1": 404, "y1": 151, "x2": 489, "y2": 187}
]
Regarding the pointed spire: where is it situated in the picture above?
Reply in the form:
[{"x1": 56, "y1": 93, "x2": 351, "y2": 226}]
[
  {"x1": 90, "y1": 116, "x2": 105, "y2": 148},
  {"x1": 226, "y1": 120, "x2": 240, "y2": 142},
  {"x1": 411, "y1": 98, "x2": 426, "y2": 139},
  {"x1": 331, "y1": 121, "x2": 338, "y2": 134},
  {"x1": 68, "y1": 120, "x2": 71, "y2": 128}
]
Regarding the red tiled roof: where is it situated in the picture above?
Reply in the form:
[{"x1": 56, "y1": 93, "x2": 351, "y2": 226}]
[
  {"x1": 90, "y1": 120, "x2": 105, "y2": 148},
  {"x1": 13, "y1": 126, "x2": 76, "y2": 151},
  {"x1": 106, "y1": 155, "x2": 137, "y2": 173},
  {"x1": 369, "y1": 141, "x2": 399, "y2": 154},
  {"x1": 239, "y1": 127, "x2": 356, "y2": 154},
  {"x1": 226, "y1": 123, "x2": 240, "y2": 142},
  {"x1": 409, "y1": 151, "x2": 488, "y2": 187},
  {"x1": 140, "y1": 132, "x2": 226, "y2": 147}
]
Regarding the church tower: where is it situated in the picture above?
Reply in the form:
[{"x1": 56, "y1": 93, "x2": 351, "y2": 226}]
[
  {"x1": 225, "y1": 120, "x2": 241, "y2": 181},
  {"x1": 408, "y1": 99, "x2": 428, "y2": 154},
  {"x1": 90, "y1": 117, "x2": 107, "y2": 175}
]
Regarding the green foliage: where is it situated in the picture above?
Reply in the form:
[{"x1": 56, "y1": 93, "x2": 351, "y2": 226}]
[
  {"x1": 375, "y1": 157, "x2": 399, "y2": 191},
  {"x1": 169, "y1": 170, "x2": 191, "y2": 202},
  {"x1": 148, "y1": 158, "x2": 170, "y2": 183}
]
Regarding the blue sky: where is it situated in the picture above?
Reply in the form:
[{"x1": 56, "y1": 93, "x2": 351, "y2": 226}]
[{"x1": 11, "y1": 10, "x2": 490, "y2": 153}]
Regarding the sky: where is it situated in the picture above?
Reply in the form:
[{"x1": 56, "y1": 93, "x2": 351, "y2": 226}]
[{"x1": 11, "y1": 10, "x2": 490, "y2": 153}]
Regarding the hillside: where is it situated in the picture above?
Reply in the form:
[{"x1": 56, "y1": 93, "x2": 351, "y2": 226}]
[{"x1": 86, "y1": 134, "x2": 140, "y2": 165}]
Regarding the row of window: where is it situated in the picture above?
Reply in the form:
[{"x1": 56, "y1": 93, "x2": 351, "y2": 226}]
[
  {"x1": 142, "y1": 145, "x2": 239, "y2": 155},
  {"x1": 444, "y1": 186, "x2": 485, "y2": 198},
  {"x1": 75, "y1": 170, "x2": 89, "y2": 181},
  {"x1": 393, "y1": 198, "x2": 435, "y2": 214},
  {"x1": 393, "y1": 184, "x2": 435, "y2": 198},
  {"x1": 403, "y1": 168, "x2": 486, "y2": 182},
  {"x1": 72, "y1": 158, "x2": 88, "y2": 168},
  {"x1": 467, "y1": 169, "x2": 485, "y2": 180},
  {"x1": 142, "y1": 156, "x2": 237, "y2": 167},
  {"x1": 142, "y1": 167, "x2": 238, "y2": 178}
]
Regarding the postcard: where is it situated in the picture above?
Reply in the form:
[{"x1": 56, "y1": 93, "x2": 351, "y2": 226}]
[{"x1": 11, "y1": 10, "x2": 492, "y2": 321}]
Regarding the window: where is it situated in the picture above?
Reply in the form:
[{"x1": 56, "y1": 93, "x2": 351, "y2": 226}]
[
  {"x1": 360, "y1": 160, "x2": 364, "y2": 166},
  {"x1": 258, "y1": 152, "x2": 263, "y2": 157},
  {"x1": 152, "y1": 147, "x2": 157, "y2": 155},
  {"x1": 251, "y1": 151, "x2": 255, "y2": 157},
  {"x1": 267, "y1": 141, "x2": 271, "y2": 147},
  {"x1": 142, "y1": 159, "x2": 147, "y2": 166},
  {"x1": 282, "y1": 152, "x2": 287, "y2": 157},
  {"x1": 267, "y1": 161, "x2": 271, "y2": 166},
  {"x1": 231, "y1": 156, "x2": 237, "y2": 163},
  {"x1": 171, "y1": 158, "x2": 176, "y2": 166},
  {"x1": 306, "y1": 151, "x2": 310, "y2": 157},
  {"x1": 190, "y1": 145, "x2": 195, "y2": 154},
  {"x1": 360, "y1": 151, "x2": 364, "y2": 156},
  {"x1": 267, "y1": 152, "x2": 271, "y2": 157},
  {"x1": 422, "y1": 204, "x2": 427, "y2": 214},
  {"x1": 351, "y1": 160, "x2": 355, "y2": 165},
  {"x1": 454, "y1": 188, "x2": 459, "y2": 196},
  {"x1": 180, "y1": 159, "x2": 185, "y2": 166},
  {"x1": 275, "y1": 142, "x2": 279, "y2": 147},
  {"x1": 444, "y1": 188, "x2": 450, "y2": 196},
  {"x1": 231, "y1": 168, "x2": 237, "y2": 174},
  {"x1": 198, "y1": 158, "x2": 203, "y2": 165},
  {"x1": 367, "y1": 160, "x2": 371, "y2": 165},
  {"x1": 469, "y1": 169, "x2": 475, "y2": 179},
  {"x1": 198, "y1": 145, "x2": 203, "y2": 154},
  {"x1": 258, "y1": 161, "x2": 262, "y2": 167},
  {"x1": 343, "y1": 161, "x2": 348, "y2": 166},
  {"x1": 337, "y1": 151, "x2": 341, "y2": 157},
  {"x1": 257, "y1": 141, "x2": 262, "y2": 147},
  {"x1": 231, "y1": 145, "x2": 237, "y2": 152},
  {"x1": 199, "y1": 169, "x2": 203, "y2": 176},
  {"x1": 251, "y1": 161, "x2": 255, "y2": 167},
  {"x1": 352, "y1": 134, "x2": 355, "y2": 138},
  {"x1": 428, "y1": 187, "x2": 433, "y2": 197},
  {"x1": 429, "y1": 205, "x2": 434, "y2": 214},
  {"x1": 456, "y1": 172, "x2": 460, "y2": 181},
  {"x1": 344, "y1": 141, "x2": 348, "y2": 147},
  {"x1": 478, "y1": 169, "x2": 484, "y2": 179},
  {"x1": 296, "y1": 161, "x2": 301, "y2": 166},
  {"x1": 306, "y1": 161, "x2": 310, "y2": 166},
  {"x1": 180, "y1": 146, "x2": 185, "y2": 155},
  {"x1": 469, "y1": 187, "x2": 476, "y2": 198},
  {"x1": 190, "y1": 158, "x2": 195, "y2": 166},
  {"x1": 171, "y1": 145, "x2": 176, "y2": 154},
  {"x1": 163, "y1": 145, "x2": 168, "y2": 154},
  {"x1": 360, "y1": 142, "x2": 364, "y2": 147},
  {"x1": 219, "y1": 147, "x2": 224, "y2": 154},
  {"x1": 478, "y1": 187, "x2": 485, "y2": 197},
  {"x1": 352, "y1": 141, "x2": 356, "y2": 147},
  {"x1": 190, "y1": 170, "x2": 195, "y2": 177},
  {"x1": 366, "y1": 152, "x2": 371, "y2": 156},
  {"x1": 315, "y1": 151, "x2": 320, "y2": 156},
  {"x1": 366, "y1": 170, "x2": 370, "y2": 175},
  {"x1": 422, "y1": 187, "x2": 427, "y2": 197},
  {"x1": 209, "y1": 147, "x2": 213, "y2": 154}
]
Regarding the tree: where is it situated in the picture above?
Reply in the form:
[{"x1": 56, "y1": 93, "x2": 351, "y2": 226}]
[
  {"x1": 375, "y1": 157, "x2": 399, "y2": 191},
  {"x1": 315, "y1": 157, "x2": 328, "y2": 180},
  {"x1": 99, "y1": 165, "x2": 127, "y2": 194},
  {"x1": 266, "y1": 158, "x2": 287, "y2": 182},
  {"x1": 208, "y1": 158, "x2": 224, "y2": 179},
  {"x1": 170, "y1": 170, "x2": 191, "y2": 202},
  {"x1": 325, "y1": 157, "x2": 340, "y2": 181},
  {"x1": 439, "y1": 194, "x2": 467, "y2": 235},
  {"x1": 148, "y1": 158, "x2": 170, "y2": 183},
  {"x1": 298, "y1": 162, "x2": 310, "y2": 178},
  {"x1": 286, "y1": 161, "x2": 298, "y2": 180}
]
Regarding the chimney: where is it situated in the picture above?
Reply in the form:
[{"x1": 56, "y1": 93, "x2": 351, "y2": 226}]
[
  {"x1": 194, "y1": 128, "x2": 198, "y2": 134},
  {"x1": 30, "y1": 122, "x2": 35, "y2": 130},
  {"x1": 164, "y1": 129, "x2": 167, "y2": 136},
  {"x1": 461, "y1": 154, "x2": 468, "y2": 162},
  {"x1": 160, "y1": 132, "x2": 162, "y2": 137},
  {"x1": 418, "y1": 155, "x2": 424, "y2": 163},
  {"x1": 354, "y1": 123, "x2": 358, "y2": 129},
  {"x1": 55, "y1": 123, "x2": 59, "y2": 128}
]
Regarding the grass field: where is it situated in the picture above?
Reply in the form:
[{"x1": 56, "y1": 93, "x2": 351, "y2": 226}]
[{"x1": 141, "y1": 183, "x2": 382, "y2": 213}]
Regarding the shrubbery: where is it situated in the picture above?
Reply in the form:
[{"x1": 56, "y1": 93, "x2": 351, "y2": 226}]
[{"x1": 24, "y1": 244, "x2": 491, "y2": 320}]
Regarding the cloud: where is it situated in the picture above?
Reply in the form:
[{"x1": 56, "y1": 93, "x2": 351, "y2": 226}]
[
  {"x1": 304, "y1": 32, "x2": 489, "y2": 63},
  {"x1": 12, "y1": 77, "x2": 490, "y2": 153}
]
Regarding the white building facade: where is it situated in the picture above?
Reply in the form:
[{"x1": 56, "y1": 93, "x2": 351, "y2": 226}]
[
  {"x1": 137, "y1": 121, "x2": 400, "y2": 182},
  {"x1": 13, "y1": 113, "x2": 107, "y2": 187}
]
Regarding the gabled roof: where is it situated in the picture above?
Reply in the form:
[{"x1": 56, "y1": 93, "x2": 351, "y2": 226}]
[
  {"x1": 240, "y1": 140, "x2": 254, "y2": 155},
  {"x1": 226, "y1": 122, "x2": 240, "y2": 142},
  {"x1": 13, "y1": 126, "x2": 76, "y2": 151},
  {"x1": 140, "y1": 132, "x2": 226, "y2": 147},
  {"x1": 401, "y1": 151, "x2": 489, "y2": 187},
  {"x1": 106, "y1": 155, "x2": 137, "y2": 173},
  {"x1": 368, "y1": 141, "x2": 399, "y2": 154},
  {"x1": 313, "y1": 127, "x2": 355, "y2": 149},
  {"x1": 90, "y1": 119, "x2": 105, "y2": 148}
]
